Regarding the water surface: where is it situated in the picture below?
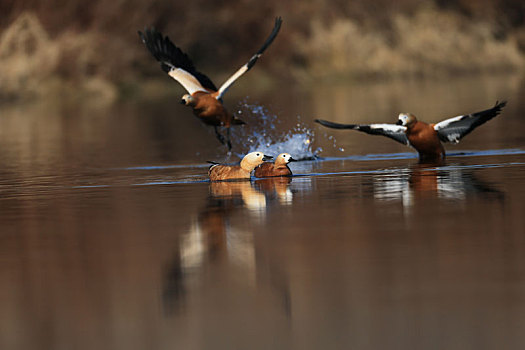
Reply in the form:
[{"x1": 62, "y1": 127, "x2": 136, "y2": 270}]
[{"x1": 1, "y1": 74, "x2": 525, "y2": 350}]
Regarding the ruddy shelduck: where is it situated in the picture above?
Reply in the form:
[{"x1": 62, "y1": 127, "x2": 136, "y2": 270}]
[
  {"x1": 254, "y1": 153, "x2": 295, "y2": 178},
  {"x1": 208, "y1": 152, "x2": 272, "y2": 181},
  {"x1": 315, "y1": 101, "x2": 506, "y2": 162},
  {"x1": 139, "y1": 17, "x2": 282, "y2": 150}
]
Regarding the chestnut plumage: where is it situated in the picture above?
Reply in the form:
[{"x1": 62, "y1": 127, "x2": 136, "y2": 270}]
[
  {"x1": 208, "y1": 152, "x2": 272, "y2": 181},
  {"x1": 254, "y1": 153, "x2": 295, "y2": 178}
]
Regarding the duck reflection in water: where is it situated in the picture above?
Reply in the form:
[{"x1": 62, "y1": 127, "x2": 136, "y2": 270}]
[
  {"x1": 253, "y1": 177, "x2": 294, "y2": 205},
  {"x1": 163, "y1": 179, "x2": 294, "y2": 315},
  {"x1": 373, "y1": 160, "x2": 504, "y2": 210}
]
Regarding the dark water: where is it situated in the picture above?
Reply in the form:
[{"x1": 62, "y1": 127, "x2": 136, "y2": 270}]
[{"x1": 1, "y1": 74, "x2": 525, "y2": 350}]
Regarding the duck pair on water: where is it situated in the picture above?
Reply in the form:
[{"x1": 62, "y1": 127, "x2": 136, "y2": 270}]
[
  {"x1": 139, "y1": 18, "x2": 507, "y2": 167},
  {"x1": 208, "y1": 152, "x2": 295, "y2": 181}
]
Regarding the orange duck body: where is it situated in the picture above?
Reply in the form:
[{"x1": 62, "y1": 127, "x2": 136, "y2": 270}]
[{"x1": 254, "y1": 153, "x2": 295, "y2": 178}]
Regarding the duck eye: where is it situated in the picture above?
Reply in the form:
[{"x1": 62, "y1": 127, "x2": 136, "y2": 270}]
[{"x1": 256, "y1": 153, "x2": 260, "y2": 156}]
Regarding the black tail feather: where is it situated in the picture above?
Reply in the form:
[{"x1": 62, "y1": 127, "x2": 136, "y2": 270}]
[{"x1": 231, "y1": 115, "x2": 246, "y2": 125}]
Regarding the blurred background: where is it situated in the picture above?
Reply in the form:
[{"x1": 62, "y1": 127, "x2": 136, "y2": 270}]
[
  {"x1": 2, "y1": 2, "x2": 525, "y2": 350},
  {"x1": 1, "y1": 0, "x2": 524, "y2": 102}
]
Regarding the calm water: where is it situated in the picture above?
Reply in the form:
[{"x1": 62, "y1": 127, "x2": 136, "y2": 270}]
[{"x1": 1, "y1": 74, "x2": 525, "y2": 350}]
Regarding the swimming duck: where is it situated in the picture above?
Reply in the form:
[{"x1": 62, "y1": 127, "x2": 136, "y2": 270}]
[
  {"x1": 315, "y1": 101, "x2": 506, "y2": 162},
  {"x1": 254, "y1": 153, "x2": 295, "y2": 177},
  {"x1": 139, "y1": 17, "x2": 282, "y2": 150},
  {"x1": 208, "y1": 151, "x2": 272, "y2": 181}
]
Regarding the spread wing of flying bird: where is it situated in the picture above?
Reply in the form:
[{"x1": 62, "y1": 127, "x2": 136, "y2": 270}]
[
  {"x1": 138, "y1": 28, "x2": 218, "y2": 93},
  {"x1": 215, "y1": 17, "x2": 282, "y2": 100},
  {"x1": 138, "y1": 17, "x2": 282, "y2": 98}
]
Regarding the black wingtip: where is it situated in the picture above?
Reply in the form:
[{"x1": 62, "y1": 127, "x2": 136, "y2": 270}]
[
  {"x1": 245, "y1": 17, "x2": 283, "y2": 70},
  {"x1": 495, "y1": 100, "x2": 507, "y2": 109},
  {"x1": 138, "y1": 26, "x2": 218, "y2": 91},
  {"x1": 492, "y1": 100, "x2": 507, "y2": 117},
  {"x1": 253, "y1": 16, "x2": 283, "y2": 56},
  {"x1": 315, "y1": 119, "x2": 358, "y2": 129}
]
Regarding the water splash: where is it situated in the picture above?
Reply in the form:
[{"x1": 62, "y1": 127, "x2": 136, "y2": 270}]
[{"x1": 230, "y1": 100, "x2": 329, "y2": 160}]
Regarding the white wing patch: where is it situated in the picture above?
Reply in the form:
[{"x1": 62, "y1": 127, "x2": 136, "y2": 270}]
[
  {"x1": 363, "y1": 123, "x2": 409, "y2": 146},
  {"x1": 168, "y1": 68, "x2": 208, "y2": 94},
  {"x1": 433, "y1": 115, "x2": 464, "y2": 131},
  {"x1": 370, "y1": 124, "x2": 407, "y2": 133},
  {"x1": 216, "y1": 65, "x2": 249, "y2": 100},
  {"x1": 433, "y1": 102, "x2": 506, "y2": 144},
  {"x1": 433, "y1": 115, "x2": 468, "y2": 143}
]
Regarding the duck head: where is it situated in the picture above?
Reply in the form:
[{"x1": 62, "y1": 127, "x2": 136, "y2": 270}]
[
  {"x1": 240, "y1": 152, "x2": 273, "y2": 171},
  {"x1": 181, "y1": 94, "x2": 196, "y2": 107},
  {"x1": 275, "y1": 153, "x2": 296, "y2": 166},
  {"x1": 396, "y1": 113, "x2": 417, "y2": 128}
]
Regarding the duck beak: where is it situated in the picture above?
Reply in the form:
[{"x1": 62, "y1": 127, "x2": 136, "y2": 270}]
[
  {"x1": 262, "y1": 155, "x2": 273, "y2": 161},
  {"x1": 288, "y1": 157, "x2": 297, "y2": 162},
  {"x1": 396, "y1": 120, "x2": 403, "y2": 125}
]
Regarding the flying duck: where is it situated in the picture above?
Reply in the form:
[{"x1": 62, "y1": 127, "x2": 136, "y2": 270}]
[
  {"x1": 138, "y1": 17, "x2": 283, "y2": 150},
  {"x1": 208, "y1": 151, "x2": 272, "y2": 181},
  {"x1": 315, "y1": 101, "x2": 506, "y2": 162},
  {"x1": 254, "y1": 153, "x2": 295, "y2": 178}
]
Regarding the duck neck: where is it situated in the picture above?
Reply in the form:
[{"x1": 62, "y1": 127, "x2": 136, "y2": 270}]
[
  {"x1": 240, "y1": 159, "x2": 257, "y2": 172},
  {"x1": 406, "y1": 120, "x2": 423, "y2": 133}
]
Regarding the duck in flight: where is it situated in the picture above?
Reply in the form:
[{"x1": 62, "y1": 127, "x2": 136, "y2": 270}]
[
  {"x1": 315, "y1": 101, "x2": 506, "y2": 162},
  {"x1": 254, "y1": 153, "x2": 295, "y2": 178},
  {"x1": 208, "y1": 151, "x2": 273, "y2": 181},
  {"x1": 138, "y1": 17, "x2": 282, "y2": 150}
]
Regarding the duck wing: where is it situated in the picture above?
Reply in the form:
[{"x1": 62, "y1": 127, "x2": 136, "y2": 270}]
[
  {"x1": 139, "y1": 28, "x2": 218, "y2": 93},
  {"x1": 215, "y1": 17, "x2": 282, "y2": 100},
  {"x1": 433, "y1": 101, "x2": 506, "y2": 143},
  {"x1": 315, "y1": 119, "x2": 409, "y2": 146}
]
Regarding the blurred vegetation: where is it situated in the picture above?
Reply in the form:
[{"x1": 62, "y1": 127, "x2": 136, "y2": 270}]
[{"x1": 1, "y1": 0, "x2": 524, "y2": 102}]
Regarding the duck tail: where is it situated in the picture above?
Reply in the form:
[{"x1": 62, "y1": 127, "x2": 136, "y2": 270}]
[{"x1": 231, "y1": 115, "x2": 246, "y2": 125}]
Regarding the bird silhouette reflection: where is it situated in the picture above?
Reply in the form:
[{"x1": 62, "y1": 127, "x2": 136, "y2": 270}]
[{"x1": 162, "y1": 178, "x2": 294, "y2": 316}]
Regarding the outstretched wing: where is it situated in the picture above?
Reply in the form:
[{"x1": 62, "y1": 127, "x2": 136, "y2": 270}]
[
  {"x1": 138, "y1": 28, "x2": 218, "y2": 93},
  {"x1": 315, "y1": 119, "x2": 409, "y2": 146},
  {"x1": 433, "y1": 101, "x2": 507, "y2": 143},
  {"x1": 215, "y1": 17, "x2": 282, "y2": 100}
]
